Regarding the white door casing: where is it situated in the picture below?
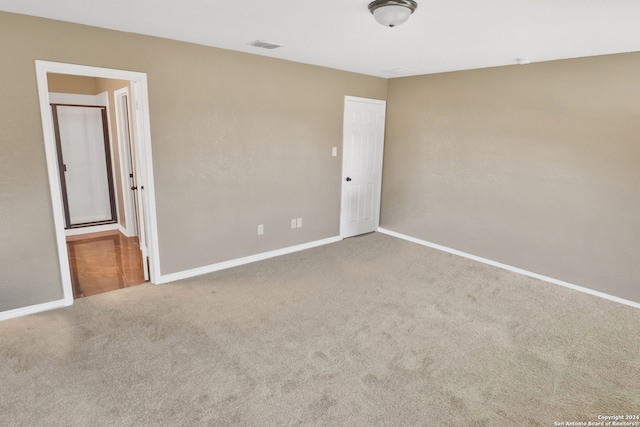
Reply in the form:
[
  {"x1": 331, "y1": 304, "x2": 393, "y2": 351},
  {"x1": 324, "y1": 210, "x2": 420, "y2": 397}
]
[
  {"x1": 35, "y1": 60, "x2": 159, "y2": 306},
  {"x1": 340, "y1": 96, "x2": 386, "y2": 238}
]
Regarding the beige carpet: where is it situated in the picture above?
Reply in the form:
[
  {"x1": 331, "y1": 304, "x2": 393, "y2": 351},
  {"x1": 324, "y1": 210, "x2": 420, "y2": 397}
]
[{"x1": 1, "y1": 232, "x2": 639, "y2": 426}]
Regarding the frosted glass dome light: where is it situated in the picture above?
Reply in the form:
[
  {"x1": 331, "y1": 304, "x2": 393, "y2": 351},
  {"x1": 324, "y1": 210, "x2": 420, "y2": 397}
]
[{"x1": 368, "y1": 0, "x2": 418, "y2": 28}]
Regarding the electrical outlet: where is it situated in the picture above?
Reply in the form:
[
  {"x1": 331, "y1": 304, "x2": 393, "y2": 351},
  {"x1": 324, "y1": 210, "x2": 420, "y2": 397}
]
[
  {"x1": 296, "y1": 218, "x2": 302, "y2": 228},
  {"x1": 258, "y1": 224, "x2": 264, "y2": 235},
  {"x1": 291, "y1": 219, "x2": 297, "y2": 229}
]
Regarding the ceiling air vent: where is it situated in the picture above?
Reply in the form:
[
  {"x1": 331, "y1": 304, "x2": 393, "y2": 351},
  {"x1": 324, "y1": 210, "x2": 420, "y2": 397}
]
[
  {"x1": 248, "y1": 40, "x2": 282, "y2": 50},
  {"x1": 383, "y1": 67, "x2": 417, "y2": 75}
]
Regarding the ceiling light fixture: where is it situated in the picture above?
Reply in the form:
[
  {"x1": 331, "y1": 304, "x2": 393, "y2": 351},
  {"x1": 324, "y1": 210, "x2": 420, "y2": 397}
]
[{"x1": 368, "y1": 0, "x2": 418, "y2": 28}]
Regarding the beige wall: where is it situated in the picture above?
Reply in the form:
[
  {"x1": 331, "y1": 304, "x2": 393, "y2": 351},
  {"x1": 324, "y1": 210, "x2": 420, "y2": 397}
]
[
  {"x1": 48, "y1": 74, "x2": 98, "y2": 94},
  {"x1": 0, "y1": 11, "x2": 386, "y2": 312},
  {"x1": 2, "y1": 10, "x2": 637, "y2": 314},
  {"x1": 382, "y1": 53, "x2": 640, "y2": 302}
]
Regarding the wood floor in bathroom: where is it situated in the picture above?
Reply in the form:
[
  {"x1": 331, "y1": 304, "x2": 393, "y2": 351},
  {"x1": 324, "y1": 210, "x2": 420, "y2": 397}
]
[{"x1": 66, "y1": 230, "x2": 146, "y2": 298}]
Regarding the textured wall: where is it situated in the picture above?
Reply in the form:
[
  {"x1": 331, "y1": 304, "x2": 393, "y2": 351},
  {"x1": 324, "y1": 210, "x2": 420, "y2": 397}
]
[
  {"x1": 382, "y1": 53, "x2": 640, "y2": 302},
  {"x1": 47, "y1": 74, "x2": 98, "y2": 95},
  {"x1": 0, "y1": 11, "x2": 386, "y2": 312}
]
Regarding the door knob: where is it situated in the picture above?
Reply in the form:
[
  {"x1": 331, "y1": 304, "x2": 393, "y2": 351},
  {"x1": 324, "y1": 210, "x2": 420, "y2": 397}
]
[{"x1": 346, "y1": 177, "x2": 352, "y2": 182}]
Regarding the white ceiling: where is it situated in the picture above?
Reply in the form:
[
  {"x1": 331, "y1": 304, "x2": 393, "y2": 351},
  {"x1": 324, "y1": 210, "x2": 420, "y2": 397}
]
[{"x1": 1, "y1": 0, "x2": 640, "y2": 78}]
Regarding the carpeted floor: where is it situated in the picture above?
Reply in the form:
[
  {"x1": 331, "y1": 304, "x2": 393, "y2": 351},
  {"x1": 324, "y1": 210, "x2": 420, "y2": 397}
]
[{"x1": 1, "y1": 232, "x2": 639, "y2": 426}]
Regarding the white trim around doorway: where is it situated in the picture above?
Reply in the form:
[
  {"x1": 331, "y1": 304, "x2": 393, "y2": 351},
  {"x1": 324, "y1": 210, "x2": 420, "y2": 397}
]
[{"x1": 34, "y1": 60, "x2": 161, "y2": 309}]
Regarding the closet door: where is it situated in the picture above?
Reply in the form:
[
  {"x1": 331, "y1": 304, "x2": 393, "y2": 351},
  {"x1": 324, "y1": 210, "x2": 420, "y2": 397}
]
[{"x1": 340, "y1": 96, "x2": 386, "y2": 238}]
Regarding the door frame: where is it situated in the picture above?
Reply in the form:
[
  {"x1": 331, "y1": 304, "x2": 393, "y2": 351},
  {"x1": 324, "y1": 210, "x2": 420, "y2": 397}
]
[
  {"x1": 51, "y1": 103, "x2": 118, "y2": 229},
  {"x1": 339, "y1": 96, "x2": 386, "y2": 238},
  {"x1": 48, "y1": 92, "x2": 122, "y2": 237},
  {"x1": 35, "y1": 60, "x2": 161, "y2": 306}
]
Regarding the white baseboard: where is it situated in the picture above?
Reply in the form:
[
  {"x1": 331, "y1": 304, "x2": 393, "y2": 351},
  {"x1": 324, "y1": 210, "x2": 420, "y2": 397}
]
[
  {"x1": 0, "y1": 236, "x2": 341, "y2": 321},
  {"x1": 155, "y1": 236, "x2": 343, "y2": 285},
  {"x1": 65, "y1": 223, "x2": 119, "y2": 237},
  {"x1": 118, "y1": 225, "x2": 137, "y2": 238},
  {"x1": 377, "y1": 227, "x2": 640, "y2": 310},
  {"x1": 0, "y1": 299, "x2": 70, "y2": 322}
]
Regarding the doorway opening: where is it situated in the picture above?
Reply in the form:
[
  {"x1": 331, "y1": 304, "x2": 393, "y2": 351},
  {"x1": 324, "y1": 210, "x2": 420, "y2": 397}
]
[
  {"x1": 66, "y1": 230, "x2": 146, "y2": 298},
  {"x1": 35, "y1": 61, "x2": 160, "y2": 305}
]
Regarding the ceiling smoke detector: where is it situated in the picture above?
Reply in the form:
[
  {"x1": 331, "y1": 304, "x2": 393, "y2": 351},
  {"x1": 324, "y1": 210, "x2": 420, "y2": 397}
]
[{"x1": 368, "y1": 0, "x2": 418, "y2": 28}]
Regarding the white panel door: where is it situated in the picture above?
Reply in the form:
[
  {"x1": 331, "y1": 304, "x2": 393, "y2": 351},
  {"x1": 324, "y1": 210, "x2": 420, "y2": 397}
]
[
  {"x1": 131, "y1": 81, "x2": 150, "y2": 280},
  {"x1": 340, "y1": 97, "x2": 386, "y2": 238},
  {"x1": 56, "y1": 105, "x2": 113, "y2": 225}
]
